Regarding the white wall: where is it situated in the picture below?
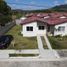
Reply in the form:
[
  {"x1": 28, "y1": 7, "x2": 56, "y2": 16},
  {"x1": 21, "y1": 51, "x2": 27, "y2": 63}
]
[
  {"x1": 37, "y1": 22, "x2": 47, "y2": 35},
  {"x1": 16, "y1": 19, "x2": 21, "y2": 25},
  {"x1": 20, "y1": 17, "x2": 26, "y2": 20},
  {"x1": 21, "y1": 22, "x2": 46, "y2": 37},
  {"x1": 21, "y1": 22, "x2": 37, "y2": 37},
  {"x1": 54, "y1": 22, "x2": 67, "y2": 36}
]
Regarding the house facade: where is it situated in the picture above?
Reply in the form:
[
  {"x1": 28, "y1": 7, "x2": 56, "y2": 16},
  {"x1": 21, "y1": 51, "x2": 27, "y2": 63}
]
[
  {"x1": 21, "y1": 22, "x2": 47, "y2": 37},
  {"x1": 20, "y1": 12, "x2": 67, "y2": 37},
  {"x1": 54, "y1": 22, "x2": 67, "y2": 36}
]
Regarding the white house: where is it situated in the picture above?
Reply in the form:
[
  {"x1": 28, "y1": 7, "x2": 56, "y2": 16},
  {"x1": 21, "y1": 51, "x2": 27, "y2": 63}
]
[
  {"x1": 16, "y1": 17, "x2": 26, "y2": 25},
  {"x1": 21, "y1": 16, "x2": 47, "y2": 37},
  {"x1": 54, "y1": 22, "x2": 67, "y2": 36},
  {"x1": 20, "y1": 13, "x2": 67, "y2": 37}
]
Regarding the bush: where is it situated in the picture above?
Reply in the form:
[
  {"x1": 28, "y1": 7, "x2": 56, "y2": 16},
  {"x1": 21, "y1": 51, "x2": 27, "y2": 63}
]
[
  {"x1": 48, "y1": 36, "x2": 61, "y2": 49},
  {"x1": 0, "y1": 15, "x2": 12, "y2": 26},
  {"x1": 55, "y1": 35, "x2": 61, "y2": 38},
  {"x1": 18, "y1": 32, "x2": 22, "y2": 36},
  {"x1": 63, "y1": 35, "x2": 67, "y2": 38}
]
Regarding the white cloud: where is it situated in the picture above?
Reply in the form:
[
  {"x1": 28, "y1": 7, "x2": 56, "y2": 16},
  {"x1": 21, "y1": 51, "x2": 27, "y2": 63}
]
[
  {"x1": 54, "y1": 0, "x2": 59, "y2": 6},
  {"x1": 25, "y1": 1, "x2": 36, "y2": 10},
  {"x1": 29, "y1": 1, "x2": 36, "y2": 5},
  {"x1": 15, "y1": 0, "x2": 19, "y2": 2},
  {"x1": 65, "y1": 0, "x2": 67, "y2": 4},
  {"x1": 12, "y1": 4, "x2": 16, "y2": 7}
]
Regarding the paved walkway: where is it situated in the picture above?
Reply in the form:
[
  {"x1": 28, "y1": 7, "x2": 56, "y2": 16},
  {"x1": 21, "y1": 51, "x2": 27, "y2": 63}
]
[
  {"x1": 37, "y1": 35, "x2": 60, "y2": 58},
  {"x1": 37, "y1": 35, "x2": 44, "y2": 50},
  {"x1": 43, "y1": 35, "x2": 60, "y2": 58},
  {"x1": 37, "y1": 35, "x2": 45, "y2": 57}
]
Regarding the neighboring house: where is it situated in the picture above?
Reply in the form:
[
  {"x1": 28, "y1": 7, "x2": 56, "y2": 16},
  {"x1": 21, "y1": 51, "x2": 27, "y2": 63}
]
[
  {"x1": 20, "y1": 12, "x2": 67, "y2": 37},
  {"x1": 16, "y1": 17, "x2": 26, "y2": 25}
]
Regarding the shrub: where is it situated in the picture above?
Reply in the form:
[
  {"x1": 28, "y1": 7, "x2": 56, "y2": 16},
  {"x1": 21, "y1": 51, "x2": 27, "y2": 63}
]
[
  {"x1": 55, "y1": 35, "x2": 61, "y2": 38},
  {"x1": 63, "y1": 35, "x2": 67, "y2": 38},
  {"x1": 48, "y1": 36, "x2": 61, "y2": 49},
  {"x1": 18, "y1": 32, "x2": 22, "y2": 36}
]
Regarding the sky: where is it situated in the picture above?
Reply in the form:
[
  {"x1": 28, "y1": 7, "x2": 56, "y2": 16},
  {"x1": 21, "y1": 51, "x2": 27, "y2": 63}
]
[{"x1": 5, "y1": 0, "x2": 67, "y2": 10}]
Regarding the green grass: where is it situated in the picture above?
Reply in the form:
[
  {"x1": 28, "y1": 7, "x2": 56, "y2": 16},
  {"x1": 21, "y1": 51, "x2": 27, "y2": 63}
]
[
  {"x1": 5, "y1": 25, "x2": 38, "y2": 49},
  {"x1": 9, "y1": 54, "x2": 39, "y2": 57},
  {"x1": 48, "y1": 36, "x2": 67, "y2": 49},
  {"x1": 41, "y1": 36, "x2": 48, "y2": 49}
]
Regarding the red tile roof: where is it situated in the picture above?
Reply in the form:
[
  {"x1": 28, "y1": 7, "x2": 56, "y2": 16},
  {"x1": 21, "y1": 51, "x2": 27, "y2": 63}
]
[
  {"x1": 26, "y1": 12, "x2": 67, "y2": 18},
  {"x1": 63, "y1": 13, "x2": 67, "y2": 17},
  {"x1": 37, "y1": 13, "x2": 48, "y2": 18},
  {"x1": 45, "y1": 18, "x2": 67, "y2": 25},
  {"x1": 21, "y1": 16, "x2": 46, "y2": 25},
  {"x1": 21, "y1": 12, "x2": 67, "y2": 25},
  {"x1": 48, "y1": 13, "x2": 63, "y2": 18}
]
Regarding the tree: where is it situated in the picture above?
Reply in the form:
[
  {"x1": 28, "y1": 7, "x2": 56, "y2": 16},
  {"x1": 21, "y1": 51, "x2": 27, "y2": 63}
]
[{"x1": 0, "y1": 0, "x2": 12, "y2": 26}]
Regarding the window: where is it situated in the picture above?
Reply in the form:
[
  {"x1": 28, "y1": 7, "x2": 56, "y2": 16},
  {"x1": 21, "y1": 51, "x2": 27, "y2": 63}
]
[
  {"x1": 58, "y1": 26, "x2": 65, "y2": 31},
  {"x1": 38, "y1": 26, "x2": 45, "y2": 30},
  {"x1": 26, "y1": 26, "x2": 33, "y2": 31}
]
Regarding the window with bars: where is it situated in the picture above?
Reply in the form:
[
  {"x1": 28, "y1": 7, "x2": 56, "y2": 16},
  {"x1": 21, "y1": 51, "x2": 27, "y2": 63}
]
[
  {"x1": 26, "y1": 26, "x2": 33, "y2": 31},
  {"x1": 58, "y1": 26, "x2": 65, "y2": 31},
  {"x1": 38, "y1": 26, "x2": 45, "y2": 30}
]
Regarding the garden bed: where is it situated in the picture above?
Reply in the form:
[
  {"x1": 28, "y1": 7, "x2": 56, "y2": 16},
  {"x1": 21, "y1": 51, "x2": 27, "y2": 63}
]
[
  {"x1": 9, "y1": 54, "x2": 39, "y2": 57},
  {"x1": 48, "y1": 36, "x2": 67, "y2": 49}
]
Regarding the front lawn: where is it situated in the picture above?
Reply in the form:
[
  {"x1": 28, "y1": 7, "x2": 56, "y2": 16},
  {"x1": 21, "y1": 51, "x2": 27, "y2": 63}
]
[
  {"x1": 41, "y1": 36, "x2": 48, "y2": 49},
  {"x1": 5, "y1": 25, "x2": 38, "y2": 49},
  {"x1": 48, "y1": 36, "x2": 67, "y2": 49}
]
